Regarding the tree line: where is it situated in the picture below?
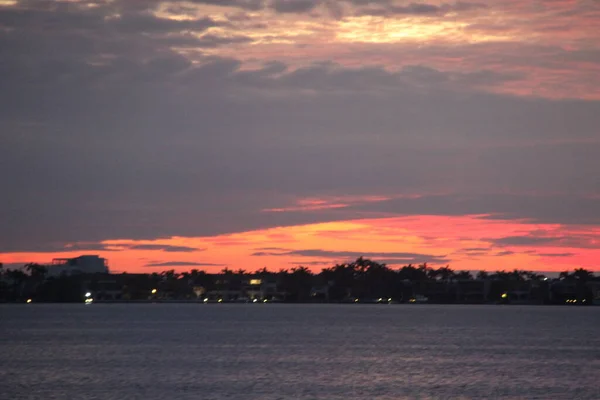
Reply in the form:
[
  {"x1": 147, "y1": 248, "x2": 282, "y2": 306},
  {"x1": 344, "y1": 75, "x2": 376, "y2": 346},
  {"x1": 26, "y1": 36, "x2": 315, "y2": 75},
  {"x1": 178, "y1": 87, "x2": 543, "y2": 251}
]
[{"x1": 0, "y1": 258, "x2": 597, "y2": 304}]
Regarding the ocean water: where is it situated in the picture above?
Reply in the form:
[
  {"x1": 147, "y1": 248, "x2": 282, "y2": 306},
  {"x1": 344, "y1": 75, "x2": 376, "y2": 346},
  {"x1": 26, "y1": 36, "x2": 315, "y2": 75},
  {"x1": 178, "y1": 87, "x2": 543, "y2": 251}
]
[{"x1": 1, "y1": 304, "x2": 599, "y2": 400}]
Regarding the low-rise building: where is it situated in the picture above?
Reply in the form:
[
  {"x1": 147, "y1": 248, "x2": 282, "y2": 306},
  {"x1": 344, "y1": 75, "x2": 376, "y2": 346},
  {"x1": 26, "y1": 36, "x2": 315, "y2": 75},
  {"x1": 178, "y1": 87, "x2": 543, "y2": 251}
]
[{"x1": 46, "y1": 255, "x2": 109, "y2": 277}]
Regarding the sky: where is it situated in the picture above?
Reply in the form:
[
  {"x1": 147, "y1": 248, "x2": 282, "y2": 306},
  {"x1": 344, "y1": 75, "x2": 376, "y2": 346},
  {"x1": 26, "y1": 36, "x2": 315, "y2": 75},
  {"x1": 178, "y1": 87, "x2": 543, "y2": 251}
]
[{"x1": 1, "y1": 0, "x2": 599, "y2": 273}]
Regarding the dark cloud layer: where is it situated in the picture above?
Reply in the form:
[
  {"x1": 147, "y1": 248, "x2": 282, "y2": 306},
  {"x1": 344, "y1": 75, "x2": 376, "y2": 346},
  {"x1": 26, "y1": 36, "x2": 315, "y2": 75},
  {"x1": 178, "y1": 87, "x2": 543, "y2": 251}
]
[
  {"x1": 357, "y1": 1, "x2": 487, "y2": 17},
  {"x1": 128, "y1": 244, "x2": 203, "y2": 253},
  {"x1": 268, "y1": 0, "x2": 487, "y2": 16},
  {"x1": 488, "y1": 233, "x2": 598, "y2": 250},
  {"x1": 0, "y1": 0, "x2": 599, "y2": 254},
  {"x1": 252, "y1": 248, "x2": 449, "y2": 264},
  {"x1": 272, "y1": 0, "x2": 319, "y2": 13},
  {"x1": 145, "y1": 261, "x2": 226, "y2": 267}
]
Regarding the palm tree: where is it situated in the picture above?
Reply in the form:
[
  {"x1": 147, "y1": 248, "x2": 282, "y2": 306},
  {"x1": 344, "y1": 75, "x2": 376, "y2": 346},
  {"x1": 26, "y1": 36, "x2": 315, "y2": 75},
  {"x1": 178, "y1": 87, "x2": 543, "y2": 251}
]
[
  {"x1": 438, "y1": 266, "x2": 455, "y2": 282},
  {"x1": 509, "y1": 269, "x2": 528, "y2": 281},
  {"x1": 572, "y1": 268, "x2": 593, "y2": 282},
  {"x1": 161, "y1": 269, "x2": 179, "y2": 281},
  {"x1": 427, "y1": 267, "x2": 441, "y2": 281},
  {"x1": 288, "y1": 266, "x2": 314, "y2": 301},
  {"x1": 292, "y1": 266, "x2": 311, "y2": 275},
  {"x1": 525, "y1": 271, "x2": 545, "y2": 281},
  {"x1": 455, "y1": 271, "x2": 473, "y2": 281},
  {"x1": 320, "y1": 263, "x2": 356, "y2": 300},
  {"x1": 476, "y1": 271, "x2": 489, "y2": 280},
  {"x1": 6, "y1": 269, "x2": 27, "y2": 300},
  {"x1": 565, "y1": 268, "x2": 595, "y2": 303},
  {"x1": 559, "y1": 271, "x2": 572, "y2": 280},
  {"x1": 25, "y1": 263, "x2": 47, "y2": 280}
]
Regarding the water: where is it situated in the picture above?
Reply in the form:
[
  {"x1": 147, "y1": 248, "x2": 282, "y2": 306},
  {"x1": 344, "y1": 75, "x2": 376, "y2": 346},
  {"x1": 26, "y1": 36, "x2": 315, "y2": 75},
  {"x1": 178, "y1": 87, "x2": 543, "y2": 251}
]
[{"x1": 1, "y1": 304, "x2": 599, "y2": 400}]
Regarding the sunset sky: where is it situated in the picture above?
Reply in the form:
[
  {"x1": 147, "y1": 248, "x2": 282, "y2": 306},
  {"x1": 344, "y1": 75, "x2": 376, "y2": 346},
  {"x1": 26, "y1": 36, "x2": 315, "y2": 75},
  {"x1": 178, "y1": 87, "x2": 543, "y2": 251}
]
[{"x1": 1, "y1": 0, "x2": 599, "y2": 273}]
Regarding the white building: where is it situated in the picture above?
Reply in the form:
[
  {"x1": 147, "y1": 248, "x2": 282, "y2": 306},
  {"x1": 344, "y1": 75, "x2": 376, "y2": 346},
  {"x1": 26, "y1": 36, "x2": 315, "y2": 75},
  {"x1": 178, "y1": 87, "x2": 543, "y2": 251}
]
[{"x1": 47, "y1": 255, "x2": 110, "y2": 277}]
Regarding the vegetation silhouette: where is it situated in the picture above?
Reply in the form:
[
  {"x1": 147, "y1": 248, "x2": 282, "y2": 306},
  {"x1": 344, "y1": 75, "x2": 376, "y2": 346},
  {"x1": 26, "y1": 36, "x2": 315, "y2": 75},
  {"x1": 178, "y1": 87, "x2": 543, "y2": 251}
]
[{"x1": 0, "y1": 259, "x2": 597, "y2": 305}]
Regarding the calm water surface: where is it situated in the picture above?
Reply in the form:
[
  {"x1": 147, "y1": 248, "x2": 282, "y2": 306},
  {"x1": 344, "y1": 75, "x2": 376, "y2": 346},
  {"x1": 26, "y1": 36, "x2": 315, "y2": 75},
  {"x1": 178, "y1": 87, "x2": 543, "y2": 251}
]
[{"x1": 1, "y1": 304, "x2": 599, "y2": 400}]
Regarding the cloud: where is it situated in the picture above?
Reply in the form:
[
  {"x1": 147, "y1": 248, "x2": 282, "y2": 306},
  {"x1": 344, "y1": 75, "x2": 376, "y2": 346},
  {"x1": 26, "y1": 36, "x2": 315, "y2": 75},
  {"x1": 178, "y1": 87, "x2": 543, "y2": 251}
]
[
  {"x1": 127, "y1": 244, "x2": 204, "y2": 252},
  {"x1": 349, "y1": 194, "x2": 600, "y2": 226},
  {"x1": 252, "y1": 248, "x2": 449, "y2": 264},
  {"x1": 0, "y1": 242, "x2": 121, "y2": 254},
  {"x1": 289, "y1": 260, "x2": 333, "y2": 266},
  {"x1": 190, "y1": 0, "x2": 265, "y2": 10},
  {"x1": 495, "y1": 251, "x2": 515, "y2": 257},
  {"x1": 356, "y1": 1, "x2": 487, "y2": 17},
  {"x1": 488, "y1": 233, "x2": 599, "y2": 249},
  {"x1": 0, "y1": 0, "x2": 598, "y2": 265},
  {"x1": 538, "y1": 253, "x2": 575, "y2": 258},
  {"x1": 262, "y1": 195, "x2": 391, "y2": 212},
  {"x1": 492, "y1": 236, "x2": 559, "y2": 246},
  {"x1": 267, "y1": 0, "x2": 487, "y2": 16},
  {"x1": 114, "y1": 0, "x2": 266, "y2": 12},
  {"x1": 145, "y1": 261, "x2": 226, "y2": 267},
  {"x1": 62, "y1": 242, "x2": 122, "y2": 252},
  {"x1": 271, "y1": 0, "x2": 320, "y2": 13}
]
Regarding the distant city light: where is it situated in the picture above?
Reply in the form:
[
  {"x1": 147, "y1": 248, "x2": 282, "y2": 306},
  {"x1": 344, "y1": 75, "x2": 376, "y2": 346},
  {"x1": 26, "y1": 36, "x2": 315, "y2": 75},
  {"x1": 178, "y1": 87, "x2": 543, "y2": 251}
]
[
  {"x1": 354, "y1": 298, "x2": 359, "y2": 303},
  {"x1": 218, "y1": 298, "x2": 223, "y2": 303},
  {"x1": 85, "y1": 292, "x2": 92, "y2": 298},
  {"x1": 203, "y1": 298, "x2": 209, "y2": 303},
  {"x1": 263, "y1": 299, "x2": 268, "y2": 303},
  {"x1": 84, "y1": 298, "x2": 93, "y2": 304},
  {"x1": 387, "y1": 298, "x2": 392, "y2": 302},
  {"x1": 501, "y1": 293, "x2": 508, "y2": 299},
  {"x1": 253, "y1": 299, "x2": 258, "y2": 303},
  {"x1": 249, "y1": 279, "x2": 262, "y2": 285},
  {"x1": 151, "y1": 288, "x2": 157, "y2": 294},
  {"x1": 26, "y1": 298, "x2": 32, "y2": 303}
]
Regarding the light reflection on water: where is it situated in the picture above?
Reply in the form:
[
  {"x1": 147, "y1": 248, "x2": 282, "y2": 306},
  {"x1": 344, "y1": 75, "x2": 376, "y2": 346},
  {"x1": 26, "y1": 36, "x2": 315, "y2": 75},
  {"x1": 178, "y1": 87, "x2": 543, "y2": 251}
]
[{"x1": 1, "y1": 304, "x2": 599, "y2": 399}]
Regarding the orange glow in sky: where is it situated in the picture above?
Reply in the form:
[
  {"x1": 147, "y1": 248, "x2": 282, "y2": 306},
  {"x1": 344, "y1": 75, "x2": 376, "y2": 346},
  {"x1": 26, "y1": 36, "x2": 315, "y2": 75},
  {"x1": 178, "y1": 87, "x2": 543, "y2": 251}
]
[
  {"x1": 3, "y1": 214, "x2": 599, "y2": 273},
  {"x1": 1, "y1": 0, "x2": 599, "y2": 273}
]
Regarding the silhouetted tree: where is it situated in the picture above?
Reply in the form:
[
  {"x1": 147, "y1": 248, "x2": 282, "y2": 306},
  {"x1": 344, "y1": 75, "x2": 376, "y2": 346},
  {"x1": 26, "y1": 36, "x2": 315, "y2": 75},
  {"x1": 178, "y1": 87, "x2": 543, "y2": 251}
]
[
  {"x1": 572, "y1": 268, "x2": 593, "y2": 282},
  {"x1": 284, "y1": 266, "x2": 313, "y2": 302},
  {"x1": 455, "y1": 271, "x2": 473, "y2": 280},
  {"x1": 397, "y1": 264, "x2": 427, "y2": 282},
  {"x1": 559, "y1": 270, "x2": 571, "y2": 280},
  {"x1": 5, "y1": 269, "x2": 27, "y2": 300},
  {"x1": 476, "y1": 271, "x2": 489, "y2": 280},
  {"x1": 321, "y1": 262, "x2": 356, "y2": 301},
  {"x1": 25, "y1": 263, "x2": 47, "y2": 280},
  {"x1": 438, "y1": 266, "x2": 455, "y2": 281}
]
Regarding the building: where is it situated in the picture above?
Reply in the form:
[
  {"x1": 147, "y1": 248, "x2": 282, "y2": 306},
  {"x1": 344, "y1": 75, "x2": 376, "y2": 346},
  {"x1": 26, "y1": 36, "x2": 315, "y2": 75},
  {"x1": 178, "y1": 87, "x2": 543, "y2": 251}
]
[
  {"x1": 203, "y1": 274, "x2": 286, "y2": 302},
  {"x1": 47, "y1": 255, "x2": 109, "y2": 277}
]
